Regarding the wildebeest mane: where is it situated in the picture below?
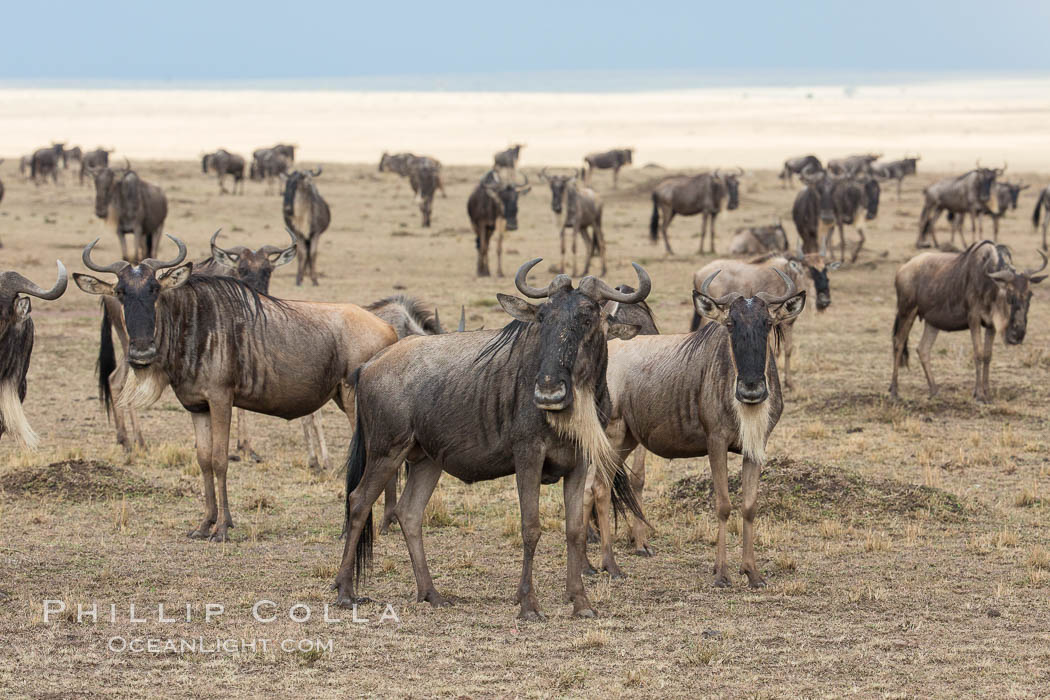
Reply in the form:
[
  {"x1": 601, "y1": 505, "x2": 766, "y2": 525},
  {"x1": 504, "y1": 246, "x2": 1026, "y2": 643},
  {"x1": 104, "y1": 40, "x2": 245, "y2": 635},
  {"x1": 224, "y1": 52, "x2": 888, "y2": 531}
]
[
  {"x1": 166, "y1": 274, "x2": 292, "y2": 331},
  {"x1": 366, "y1": 295, "x2": 439, "y2": 335},
  {"x1": 473, "y1": 319, "x2": 535, "y2": 366}
]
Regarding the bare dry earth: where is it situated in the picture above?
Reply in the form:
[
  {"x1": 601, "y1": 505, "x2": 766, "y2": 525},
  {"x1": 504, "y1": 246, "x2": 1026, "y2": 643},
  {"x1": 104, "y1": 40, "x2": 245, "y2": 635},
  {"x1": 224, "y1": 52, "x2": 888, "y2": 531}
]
[{"x1": 1, "y1": 160, "x2": 1049, "y2": 698}]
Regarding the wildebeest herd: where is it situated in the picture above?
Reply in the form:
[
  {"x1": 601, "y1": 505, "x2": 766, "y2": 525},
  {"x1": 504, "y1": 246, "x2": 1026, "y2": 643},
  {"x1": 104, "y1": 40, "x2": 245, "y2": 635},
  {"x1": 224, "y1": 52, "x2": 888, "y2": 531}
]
[{"x1": 3, "y1": 142, "x2": 1049, "y2": 622}]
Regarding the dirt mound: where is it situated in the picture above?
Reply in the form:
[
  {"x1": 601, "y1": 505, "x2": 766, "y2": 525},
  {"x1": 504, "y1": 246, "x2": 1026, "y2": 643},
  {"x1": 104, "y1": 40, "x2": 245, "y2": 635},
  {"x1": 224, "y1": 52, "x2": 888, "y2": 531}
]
[
  {"x1": 668, "y1": 455, "x2": 970, "y2": 523},
  {"x1": 0, "y1": 460, "x2": 179, "y2": 502}
]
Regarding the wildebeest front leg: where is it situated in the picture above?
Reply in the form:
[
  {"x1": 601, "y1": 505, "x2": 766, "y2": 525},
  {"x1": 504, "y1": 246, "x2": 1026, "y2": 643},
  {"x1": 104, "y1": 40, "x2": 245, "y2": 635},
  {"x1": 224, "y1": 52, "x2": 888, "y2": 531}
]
[
  {"x1": 294, "y1": 234, "x2": 308, "y2": 286},
  {"x1": 917, "y1": 323, "x2": 940, "y2": 397},
  {"x1": 395, "y1": 459, "x2": 450, "y2": 605},
  {"x1": 513, "y1": 444, "x2": 546, "y2": 621},
  {"x1": 980, "y1": 325, "x2": 995, "y2": 400},
  {"x1": 117, "y1": 232, "x2": 130, "y2": 264},
  {"x1": 708, "y1": 213, "x2": 719, "y2": 254},
  {"x1": 379, "y1": 473, "x2": 398, "y2": 534},
  {"x1": 188, "y1": 411, "x2": 218, "y2": 539},
  {"x1": 496, "y1": 220, "x2": 506, "y2": 278},
  {"x1": 698, "y1": 214, "x2": 708, "y2": 254},
  {"x1": 308, "y1": 236, "x2": 321, "y2": 286},
  {"x1": 739, "y1": 455, "x2": 766, "y2": 588},
  {"x1": 563, "y1": 459, "x2": 596, "y2": 618},
  {"x1": 970, "y1": 323, "x2": 991, "y2": 402},
  {"x1": 208, "y1": 397, "x2": 235, "y2": 542},
  {"x1": 708, "y1": 438, "x2": 732, "y2": 587},
  {"x1": 629, "y1": 447, "x2": 652, "y2": 556},
  {"x1": 661, "y1": 209, "x2": 675, "y2": 255}
]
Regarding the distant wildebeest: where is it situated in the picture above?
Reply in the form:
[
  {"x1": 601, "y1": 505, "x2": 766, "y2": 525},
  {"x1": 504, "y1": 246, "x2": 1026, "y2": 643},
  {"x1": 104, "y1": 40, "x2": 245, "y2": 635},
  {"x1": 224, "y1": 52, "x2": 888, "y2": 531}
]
[
  {"x1": 890, "y1": 241, "x2": 1046, "y2": 402},
  {"x1": 467, "y1": 169, "x2": 531, "y2": 277},
  {"x1": 728, "y1": 221, "x2": 788, "y2": 257},
  {"x1": 917, "y1": 164, "x2": 1002, "y2": 249},
  {"x1": 79, "y1": 148, "x2": 112, "y2": 186},
  {"x1": 272, "y1": 144, "x2": 296, "y2": 162},
  {"x1": 779, "y1": 155, "x2": 822, "y2": 188},
  {"x1": 871, "y1": 156, "x2": 920, "y2": 200},
  {"x1": 409, "y1": 162, "x2": 440, "y2": 227},
  {"x1": 792, "y1": 170, "x2": 836, "y2": 254},
  {"x1": 378, "y1": 152, "x2": 414, "y2": 177},
  {"x1": 282, "y1": 167, "x2": 331, "y2": 286},
  {"x1": 0, "y1": 262, "x2": 68, "y2": 448},
  {"x1": 826, "y1": 175, "x2": 880, "y2": 263},
  {"x1": 649, "y1": 170, "x2": 742, "y2": 255},
  {"x1": 64, "y1": 146, "x2": 82, "y2": 169},
  {"x1": 75, "y1": 235, "x2": 399, "y2": 541},
  {"x1": 30, "y1": 144, "x2": 65, "y2": 185},
  {"x1": 583, "y1": 148, "x2": 633, "y2": 188},
  {"x1": 333, "y1": 259, "x2": 649, "y2": 619},
  {"x1": 585, "y1": 268, "x2": 805, "y2": 586},
  {"x1": 493, "y1": 144, "x2": 524, "y2": 170},
  {"x1": 827, "y1": 153, "x2": 880, "y2": 178},
  {"x1": 1031, "y1": 185, "x2": 1050, "y2": 251},
  {"x1": 202, "y1": 149, "x2": 246, "y2": 195},
  {"x1": 540, "y1": 169, "x2": 605, "y2": 275},
  {"x1": 19, "y1": 156, "x2": 31, "y2": 180},
  {"x1": 87, "y1": 160, "x2": 169, "y2": 264},
  {"x1": 250, "y1": 148, "x2": 290, "y2": 192},
  {"x1": 977, "y1": 181, "x2": 1029, "y2": 242}
]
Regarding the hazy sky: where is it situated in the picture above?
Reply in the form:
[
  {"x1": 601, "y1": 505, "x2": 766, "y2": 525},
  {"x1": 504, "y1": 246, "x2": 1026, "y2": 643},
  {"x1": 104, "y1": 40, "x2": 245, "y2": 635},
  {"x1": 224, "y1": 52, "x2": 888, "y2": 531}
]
[{"x1": 5, "y1": 1, "x2": 1049, "y2": 81}]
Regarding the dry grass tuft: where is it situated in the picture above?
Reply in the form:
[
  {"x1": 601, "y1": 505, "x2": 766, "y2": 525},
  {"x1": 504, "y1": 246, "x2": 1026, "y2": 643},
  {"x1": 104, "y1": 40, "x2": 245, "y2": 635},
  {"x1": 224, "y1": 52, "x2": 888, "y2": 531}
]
[{"x1": 1027, "y1": 546, "x2": 1050, "y2": 571}]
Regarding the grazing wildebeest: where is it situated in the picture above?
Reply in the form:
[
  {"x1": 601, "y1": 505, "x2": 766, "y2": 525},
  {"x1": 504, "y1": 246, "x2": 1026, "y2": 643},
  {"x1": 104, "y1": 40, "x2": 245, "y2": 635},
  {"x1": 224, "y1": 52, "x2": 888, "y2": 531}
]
[
  {"x1": 30, "y1": 144, "x2": 64, "y2": 185},
  {"x1": 649, "y1": 170, "x2": 742, "y2": 255},
  {"x1": 333, "y1": 259, "x2": 649, "y2": 619},
  {"x1": 202, "y1": 149, "x2": 246, "y2": 195},
  {"x1": 825, "y1": 175, "x2": 880, "y2": 263},
  {"x1": 379, "y1": 153, "x2": 447, "y2": 198},
  {"x1": 467, "y1": 169, "x2": 531, "y2": 277},
  {"x1": 890, "y1": 241, "x2": 1046, "y2": 402},
  {"x1": 493, "y1": 144, "x2": 524, "y2": 170},
  {"x1": 917, "y1": 165, "x2": 1002, "y2": 249},
  {"x1": 79, "y1": 148, "x2": 112, "y2": 186},
  {"x1": 87, "y1": 161, "x2": 168, "y2": 263},
  {"x1": 792, "y1": 170, "x2": 837, "y2": 254},
  {"x1": 586, "y1": 268, "x2": 805, "y2": 585},
  {"x1": 408, "y1": 162, "x2": 440, "y2": 227},
  {"x1": 871, "y1": 156, "x2": 920, "y2": 200},
  {"x1": 378, "y1": 152, "x2": 414, "y2": 176},
  {"x1": 282, "y1": 167, "x2": 331, "y2": 286},
  {"x1": 779, "y1": 155, "x2": 822, "y2": 188},
  {"x1": 75, "y1": 235, "x2": 399, "y2": 541},
  {"x1": 1032, "y1": 185, "x2": 1050, "y2": 251},
  {"x1": 0, "y1": 262, "x2": 68, "y2": 447},
  {"x1": 583, "y1": 148, "x2": 633, "y2": 188},
  {"x1": 827, "y1": 153, "x2": 880, "y2": 178},
  {"x1": 250, "y1": 149, "x2": 290, "y2": 192},
  {"x1": 728, "y1": 221, "x2": 788, "y2": 256}
]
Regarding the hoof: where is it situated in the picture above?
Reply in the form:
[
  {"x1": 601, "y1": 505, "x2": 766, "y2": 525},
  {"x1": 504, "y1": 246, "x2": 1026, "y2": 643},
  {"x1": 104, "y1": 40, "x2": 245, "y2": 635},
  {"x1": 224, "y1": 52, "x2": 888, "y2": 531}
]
[
  {"x1": 209, "y1": 531, "x2": 230, "y2": 543},
  {"x1": 633, "y1": 546, "x2": 655, "y2": 557},
  {"x1": 748, "y1": 578, "x2": 768, "y2": 589},
  {"x1": 420, "y1": 591, "x2": 452, "y2": 607},
  {"x1": 518, "y1": 609, "x2": 546, "y2": 622},
  {"x1": 605, "y1": 568, "x2": 627, "y2": 581},
  {"x1": 712, "y1": 576, "x2": 732, "y2": 589},
  {"x1": 583, "y1": 564, "x2": 598, "y2": 576},
  {"x1": 573, "y1": 607, "x2": 596, "y2": 619}
]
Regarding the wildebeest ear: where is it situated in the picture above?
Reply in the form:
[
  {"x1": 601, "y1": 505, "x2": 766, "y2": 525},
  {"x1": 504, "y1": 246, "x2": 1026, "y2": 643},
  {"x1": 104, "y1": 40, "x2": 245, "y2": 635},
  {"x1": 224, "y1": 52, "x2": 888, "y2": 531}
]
[
  {"x1": 1031, "y1": 275, "x2": 1048, "y2": 285},
  {"x1": 607, "y1": 322, "x2": 640, "y2": 341},
  {"x1": 158, "y1": 262, "x2": 193, "y2": 291},
  {"x1": 73, "y1": 273, "x2": 116, "y2": 296},
  {"x1": 692, "y1": 290, "x2": 729, "y2": 325},
  {"x1": 15, "y1": 297, "x2": 31, "y2": 319},
  {"x1": 827, "y1": 261, "x2": 842, "y2": 271},
  {"x1": 771, "y1": 291, "x2": 806, "y2": 325},
  {"x1": 211, "y1": 246, "x2": 240, "y2": 268},
  {"x1": 497, "y1": 293, "x2": 539, "y2": 323},
  {"x1": 269, "y1": 246, "x2": 297, "y2": 267}
]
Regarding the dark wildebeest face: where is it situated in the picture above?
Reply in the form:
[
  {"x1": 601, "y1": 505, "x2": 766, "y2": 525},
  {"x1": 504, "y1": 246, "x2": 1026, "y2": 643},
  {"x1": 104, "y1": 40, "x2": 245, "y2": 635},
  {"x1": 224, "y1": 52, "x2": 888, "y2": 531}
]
[
  {"x1": 74, "y1": 235, "x2": 192, "y2": 368},
  {"x1": 694, "y1": 268, "x2": 805, "y2": 404},
  {"x1": 485, "y1": 172, "x2": 530, "y2": 231},
  {"x1": 902, "y1": 157, "x2": 919, "y2": 176},
  {"x1": 790, "y1": 252, "x2": 840, "y2": 312},
  {"x1": 90, "y1": 166, "x2": 118, "y2": 219},
  {"x1": 988, "y1": 252, "x2": 1047, "y2": 345},
  {"x1": 209, "y1": 229, "x2": 297, "y2": 293},
  {"x1": 497, "y1": 259, "x2": 649, "y2": 411},
  {"x1": 806, "y1": 173, "x2": 836, "y2": 224},
  {"x1": 999, "y1": 182, "x2": 1028, "y2": 211},
  {"x1": 378, "y1": 153, "x2": 391, "y2": 172},
  {"x1": 540, "y1": 168, "x2": 573, "y2": 215},
  {"x1": 201, "y1": 154, "x2": 213, "y2": 174},
  {"x1": 976, "y1": 167, "x2": 1000, "y2": 202},
  {"x1": 863, "y1": 177, "x2": 880, "y2": 220},
  {"x1": 282, "y1": 167, "x2": 322, "y2": 219},
  {"x1": 623, "y1": 149, "x2": 633, "y2": 165},
  {"x1": 720, "y1": 171, "x2": 742, "y2": 210}
]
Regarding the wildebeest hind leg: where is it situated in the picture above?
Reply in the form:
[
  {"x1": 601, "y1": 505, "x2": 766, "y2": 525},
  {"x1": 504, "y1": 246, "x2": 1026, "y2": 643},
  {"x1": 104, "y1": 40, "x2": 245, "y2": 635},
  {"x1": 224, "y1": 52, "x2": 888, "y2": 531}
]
[
  {"x1": 591, "y1": 465, "x2": 625, "y2": 579},
  {"x1": 207, "y1": 397, "x2": 235, "y2": 542},
  {"x1": 379, "y1": 473, "x2": 398, "y2": 534},
  {"x1": 981, "y1": 326, "x2": 995, "y2": 400},
  {"x1": 235, "y1": 409, "x2": 261, "y2": 462},
  {"x1": 562, "y1": 458, "x2": 596, "y2": 618},
  {"x1": 917, "y1": 323, "x2": 940, "y2": 397},
  {"x1": 513, "y1": 443, "x2": 546, "y2": 621},
  {"x1": 739, "y1": 455, "x2": 765, "y2": 588},
  {"x1": 395, "y1": 459, "x2": 450, "y2": 605},
  {"x1": 629, "y1": 448, "x2": 652, "y2": 556},
  {"x1": 188, "y1": 411, "x2": 218, "y2": 539}
]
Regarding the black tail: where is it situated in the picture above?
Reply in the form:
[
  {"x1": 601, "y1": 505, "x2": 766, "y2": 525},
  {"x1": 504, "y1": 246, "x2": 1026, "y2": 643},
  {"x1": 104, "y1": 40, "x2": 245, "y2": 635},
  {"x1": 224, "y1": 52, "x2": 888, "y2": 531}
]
[
  {"x1": 893, "y1": 313, "x2": 909, "y2": 368},
  {"x1": 98, "y1": 303, "x2": 116, "y2": 416},
  {"x1": 649, "y1": 193, "x2": 660, "y2": 242},
  {"x1": 342, "y1": 386, "x2": 373, "y2": 587},
  {"x1": 1033, "y1": 190, "x2": 1045, "y2": 228},
  {"x1": 609, "y1": 460, "x2": 646, "y2": 525}
]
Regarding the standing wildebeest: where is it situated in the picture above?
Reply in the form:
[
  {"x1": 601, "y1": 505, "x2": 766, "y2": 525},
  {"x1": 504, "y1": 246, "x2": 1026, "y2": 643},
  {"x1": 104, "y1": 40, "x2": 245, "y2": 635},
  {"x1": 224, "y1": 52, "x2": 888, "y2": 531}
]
[
  {"x1": 79, "y1": 148, "x2": 112, "y2": 186},
  {"x1": 0, "y1": 262, "x2": 68, "y2": 448},
  {"x1": 585, "y1": 268, "x2": 805, "y2": 584},
  {"x1": 64, "y1": 146, "x2": 82, "y2": 169},
  {"x1": 827, "y1": 153, "x2": 880, "y2": 178},
  {"x1": 871, "y1": 156, "x2": 920, "y2": 200},
  {"x1": 467, "y1": 169, "x2": 530, "y2": 277},
  {"x1": 273, "y1": 144, "x2": 296, "y2": 162},
  {"x1": 649, "y1": 170, "x2": 742, "y2": 255},
  {"x1": 493, "y1": 144, "x2": 524, "y2": 176},
  {"x1": 333, "y1": 259, "x2": 650, "y2": 619},
  {"x1": 30, "y1": 144, "x2": 65, "y2": 185},
  {"x1": 408, "y1": 162, "x2": 440, "y2": 228},
  {"x1": 1032, "y1": 185, "x2": 1050, "y2": 251},
  {"x1": 87, "y1": 161, "x2": 168, "y2": 263},
  {"x1": 202, "y1": 149, "x2": 246, "y2": 195},
  {"x1": 379, "y1": 152, "x2": 446, "y2": 197},
  {"x1": 793, "y1": 170, "x2": 868, "y2": 258},
  {"x1": 19, "y1": 156, "x2": 31, "y2": 180},
  {"x1": 74, "y1": 235, "x2": 399, "y2": 541},
  {"x1": 917, "y1": 165, "x2": 1002, "y2": 249},
  {"x1": 825, "y1": 175, "x2": 880, "y2": 263},
  {"x1": 728, "y1": 221, "x2": 788, "y2": 257},
  {"x1": 973, "y1": 181, "x2": 1028, "y2": 242},
  {"x1": 378, "y1": 152, "x2": 415, "y2": 176},
  {"x1": 584, "y1": 149, "x2": 633, "y2": 188},
  {"x1": 779, "y1": 155, "x2": 822, "y2": 188},
  {"x1": 282, "y1": 167, "x2": 331, "y2": 286},
  {"x1": 890, "y1": 241, "x2": 1046, "y2": 402},
  {"x1": 250, "y1": 149, "x2": 290, "y2": 192},
  {"x1": 540, "y1": 169, "x2": 605, "y2": 276}
]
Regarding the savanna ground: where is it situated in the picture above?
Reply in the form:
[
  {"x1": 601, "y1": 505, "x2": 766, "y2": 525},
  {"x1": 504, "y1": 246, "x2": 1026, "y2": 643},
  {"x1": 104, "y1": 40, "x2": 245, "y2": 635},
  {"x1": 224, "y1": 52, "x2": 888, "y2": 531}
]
[{"x1": 1, "y1": 159, "x2": 1049, "y2": 698}]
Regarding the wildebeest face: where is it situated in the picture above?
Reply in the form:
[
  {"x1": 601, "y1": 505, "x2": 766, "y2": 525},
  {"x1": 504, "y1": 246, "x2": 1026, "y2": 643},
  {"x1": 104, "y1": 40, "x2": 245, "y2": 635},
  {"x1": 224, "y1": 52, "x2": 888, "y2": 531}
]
[
  {"x1": 378, "y1": 153, "x2": 390, "y2": 172},
  {"x1": 724, "y1": 175, "x2": 740, "y2": 210},
  {"x1": 211, "y1": 232, "x2": 297, "y2": 294},
  {"x1": 977, "y1": 169, "x2": 997, "y2": 201},
  {"x1": 903, "y1": 158, "x2": 919, "y2": 176},
  {"x1": 863, "y1": 178, "x2": 880, "y2": 220},
  {"x1": 497, "y1": 183, "x2": 530, "y2": 231},
  {"x1": 545, "y1": 176, "x2": 571, "y2": 214},
  {"x1": 623, "y1": 149, "x2": 633, "y2": 165},
  {"x1": 90, "y1": 167, "x2": 117, "y2": 219}
]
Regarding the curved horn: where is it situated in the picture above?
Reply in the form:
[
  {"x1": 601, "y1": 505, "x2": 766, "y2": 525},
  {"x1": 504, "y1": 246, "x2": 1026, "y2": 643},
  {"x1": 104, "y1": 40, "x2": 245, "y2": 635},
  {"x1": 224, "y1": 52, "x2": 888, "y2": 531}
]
[
  {"x1": 699, "y1": 270, "x2": 743, "y2": 306},
  {"x1": 0, "y1": 261, "x2": 68, "y2": 300},
  {"x1": 82, "y1": 238, "x2": 129, "y2": 274},
  {"x1": 755, "y1": 268, "x2": 799, "y2": 305},
  {"x1": 310, "y1": 166, "x2": 322, "y2": 177},
  {"x1": 209, "y1": 228, "x2": 224, "y2": 250},
  {"x1": 584, "y1": 263, "x2": 652, "y2": 303},
  {"x1": 140, "y1": 234, "x2": 188, "y2": 271},
  {"x1": 1025, "y1": 249, "x2": 1048, "y2": 276},
  {"x1": 514, "y1": 258, "x2": 569, "y2": 299},
  {"x1": 123, "y1": 157, "x2": 132, "y2": 171}
]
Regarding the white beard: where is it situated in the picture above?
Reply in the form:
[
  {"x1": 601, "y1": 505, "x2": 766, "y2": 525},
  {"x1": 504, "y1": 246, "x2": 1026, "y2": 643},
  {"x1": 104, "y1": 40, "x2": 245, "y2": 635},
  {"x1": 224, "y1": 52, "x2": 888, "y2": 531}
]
[
  {"x1": 734, "y1": 399, "x2": 771, "y2": 464},
  {"x1": 545, "y1": 387, "x2": 621, "y2": 486},
  {"x1": 0, "y1": 379, "x2": 38, "y2": 449},
  {"x1": 117, "y1": 365, "x2": 168, "y2": 410}
]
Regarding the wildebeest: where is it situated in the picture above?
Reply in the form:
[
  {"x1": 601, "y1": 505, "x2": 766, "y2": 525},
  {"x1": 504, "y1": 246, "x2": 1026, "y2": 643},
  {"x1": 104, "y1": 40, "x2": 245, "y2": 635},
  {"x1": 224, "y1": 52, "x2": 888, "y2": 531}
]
[
  {"x1": 250, "y1": 148, "x2": 290, "y2": 192},
  {"x1": 779, "y1": 155, "x2": 822, "y2": 188},
  {"x1": 19, "y1": 156, "x2": 31, "y2": 180},
  {"x1": 826, "y1": 175, "x2": 880, "y2": 263},
  {"x1": 0, "y1": 262, "x2": 68, "y2": 447},
  {"x1": 649, "y1": 170, "x2": 742, "y2": 255},
  {"x1": 282, "y1": 167, "x2": 331, "y2": 286},
  {"x1": 87, "y1": 161, "x2": 169, "y2": 264},
  {"x1": 273, "y1": 144, "x2": 296, "y2": 162},
  {"x1": 793, "y1": 171, "x2": 878, "y2": 261},
  {"x1": 728, "y1": 221, "x2": 788, "y2": 256},
  {"x1": 1032, "y1": 185, "x2": 1050, "y2": 251},
  {"x1": 827, "y1": 153, "x2": 880, "y2": 178},
  {"x1": 202, "y1": 149, "x2": 246, "y2": 195},
  {"x1": 378, "y1": 152, "x2": 415, "y2": 177},
  {"x1": 467, "y1": 169, "x2": 531, "y2": 277},
  {"x1": 333, "y1": 259, "x2": 650, "y2": 619},
  {"x1": 540, "y1": 169, "x2": 605, "y2": 276},
  {"x1": 890, "y1": 241, "x2": 1046, "y2": 402},
  {"x1": 975, "y1": 181, "x2": 1029, "y2": 242},
  {"x1": 493, "y1": 144, "x2": 524, "y2": 170},
  {"x1": 583, "y1": 149, "x2": 633, "y2": 188},
  {"x1": 64, "y1": 146, "x2": 82, "y2": 169},
  {"x1": 871, "y1": 156, "x2": 920, "y2": 200},
  {"x1": 74, "y1": 235, "x2": 399, "y2": 541},
  {"x1": 917, "y1": 165, "x2": 1002, "y2": 249},
  {"x1": 379, "y1": 153, "x2": 447, "y2": 199},
  {"x1": 586, "y1": 268, "x2": 805, "y2": 585},
  {"x1": 409, "y1": 162, "x2": 440, "y2": 227},
  {"x1": 30, "y1": 144, "x2": 65, "y2": 185},
  {"x1": 79, "y1": 148, "x2": 112, "y2": 186}
]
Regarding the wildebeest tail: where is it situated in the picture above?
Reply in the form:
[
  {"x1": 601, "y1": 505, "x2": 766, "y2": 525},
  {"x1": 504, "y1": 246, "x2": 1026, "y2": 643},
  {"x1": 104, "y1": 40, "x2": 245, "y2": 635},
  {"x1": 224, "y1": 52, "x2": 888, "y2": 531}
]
[
  {"x1": 1033, "y1": 190, "x2": 1046, "y2": 228},
  {"x1": 97, "y1": 302, "x2": 116, "y2": 416},
  {"x1": 343, "y1": 377, "x2": 373, "y2": 587},
  {"x1": 610, "y1": 460, "x2": 647, "y2": 525},
  {"x1": 649, "y1": 193, "x2": 659, "y2": 241},
  {"x1": 893, "y1": 312, "x2": 909, "y2": 368}
]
